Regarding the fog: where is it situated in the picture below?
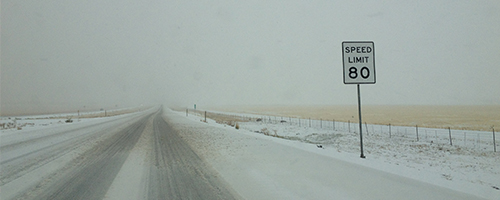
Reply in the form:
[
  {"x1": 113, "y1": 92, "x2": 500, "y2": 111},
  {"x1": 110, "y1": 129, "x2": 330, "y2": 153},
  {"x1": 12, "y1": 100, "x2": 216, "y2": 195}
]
[{"x1": 2, "y1": 0, "x2": 500, "y2": 115}]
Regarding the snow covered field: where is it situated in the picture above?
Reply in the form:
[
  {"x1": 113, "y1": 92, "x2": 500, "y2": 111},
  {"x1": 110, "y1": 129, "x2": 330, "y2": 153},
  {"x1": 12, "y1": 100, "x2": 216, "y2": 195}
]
[
  {"x1": 177, "y1": 109, "x2": 499, "y2": 199},
  {"x1": 0, "y1": 107, "x2": 143, "y2": 132},
  {"x1": 0, "y1": 114, "x2": 96, "y2": 132}
]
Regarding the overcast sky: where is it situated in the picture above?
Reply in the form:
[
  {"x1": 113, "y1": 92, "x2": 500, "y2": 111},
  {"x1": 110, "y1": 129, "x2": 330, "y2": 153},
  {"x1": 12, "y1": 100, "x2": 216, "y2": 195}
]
[{"x1": 1, "y1": 0, "x2": 500, "y2": 115}]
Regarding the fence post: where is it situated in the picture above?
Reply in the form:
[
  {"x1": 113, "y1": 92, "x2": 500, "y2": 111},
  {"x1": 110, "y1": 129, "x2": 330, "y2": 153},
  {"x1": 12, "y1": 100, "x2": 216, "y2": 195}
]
[
  {"x1": 389, "y1": 123, "x2": 391, "y2": 138},
  {"x1": 186, "y1": 109, "x2": 188, "y2": 117},
  {"x1": 493, "y1": 127, "x2": 496, "y2": 152},
  {"x1": 416, "y1": 125, "x2": 419, "y2": 141},
  {"x1": 448, "y1": 127, "x2": 452, "y2": 145},
  {"x1": 320, "y1": 119, "x2": 322, "y2": 128},
  {"x1": 309, "y1": 118, "x2": 311, "y2": 127},
  {"x1": 365, "y1": 122, "x2": 369, "y2": 136},
  {"x1": 205, "y1": 111, "x2": 207, "y2": 122},
  {"x1": 299, "y1": 118, "x2": 301, "y2": 127},
  {"x1": 333, "y1": 119, "x2": 335, "y2": 130}
]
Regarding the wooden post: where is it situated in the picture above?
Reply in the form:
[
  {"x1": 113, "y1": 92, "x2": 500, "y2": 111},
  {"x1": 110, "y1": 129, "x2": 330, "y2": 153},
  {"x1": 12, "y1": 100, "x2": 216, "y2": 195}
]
[
  {"x1": 333, "y1": 119, "x2": 335, "y2": 130},
  {"x1": 365, "y1": 122, "x2": 369, "y2": 136},
  {"x1": 416, "y1": 125, "x2": 419, "y2": 141},
  {"x1": 448, "y1": 127, "x2": 453, "y2": 145},
  {"x1": 389, "y1": 123, "x2": 391, "y2": 138},
  {"x1": 320, "y1": 119, "x2": 322, "y2": 128},
  {"x1": 205, "y1": 111, "x2": 207, "y2": 122},
  {"x1": 493, "y1": 127, "x2": 496, "y2": 152},
  {"x1": 186, "y1": 109, "x2": 188, "y2": 117}
]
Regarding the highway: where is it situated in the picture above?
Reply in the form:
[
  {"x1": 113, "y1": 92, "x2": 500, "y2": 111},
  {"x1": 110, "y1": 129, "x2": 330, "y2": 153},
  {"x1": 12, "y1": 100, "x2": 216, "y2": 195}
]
[
  {"x1": 1, "y1": 107, "x2": 490, "y2": 199},
  {"x1": 0, "y1": 107, "x2": 238, "y2": 200}
]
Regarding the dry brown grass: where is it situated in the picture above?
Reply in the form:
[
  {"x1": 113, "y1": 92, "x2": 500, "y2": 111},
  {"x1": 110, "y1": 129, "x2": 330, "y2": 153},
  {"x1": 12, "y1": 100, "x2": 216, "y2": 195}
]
[
  {"x1": 209, "y1": 105, "x2": 500, "y2": 131},
  {"x1": 184, "y1": 109, "x2": 250, "y2": 127}
]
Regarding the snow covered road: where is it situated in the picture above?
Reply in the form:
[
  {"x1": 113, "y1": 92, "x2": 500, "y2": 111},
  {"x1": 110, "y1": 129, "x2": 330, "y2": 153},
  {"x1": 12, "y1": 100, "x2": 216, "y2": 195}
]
[
  {"x1": 1, "y1": 107, "x2": 494, "y2": 199},
  {"x1": 0, "y1": 108, "x2": 238, "y2": 200}
]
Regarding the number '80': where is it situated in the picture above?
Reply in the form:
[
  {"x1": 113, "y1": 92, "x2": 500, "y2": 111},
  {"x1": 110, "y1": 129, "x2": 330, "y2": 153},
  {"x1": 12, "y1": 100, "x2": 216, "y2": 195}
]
[{"x1": 348, "y1": 67, "x2": 370, "y2": 79}]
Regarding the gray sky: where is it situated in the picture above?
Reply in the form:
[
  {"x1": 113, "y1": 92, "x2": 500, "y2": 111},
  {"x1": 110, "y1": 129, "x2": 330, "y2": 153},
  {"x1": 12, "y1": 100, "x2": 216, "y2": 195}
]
[{"x1": 1, "y1": 0, "x2": 500, "y2": 115}]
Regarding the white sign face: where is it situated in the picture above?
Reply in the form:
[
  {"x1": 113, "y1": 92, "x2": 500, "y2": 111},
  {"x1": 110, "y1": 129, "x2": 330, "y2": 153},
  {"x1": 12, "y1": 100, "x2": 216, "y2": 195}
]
[{"x1": 342, "y1": 41, "x2": 375, "y2": 84}]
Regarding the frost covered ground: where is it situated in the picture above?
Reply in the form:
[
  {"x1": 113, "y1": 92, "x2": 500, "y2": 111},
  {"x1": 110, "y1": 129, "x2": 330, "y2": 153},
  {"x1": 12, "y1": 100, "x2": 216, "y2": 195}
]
[
  {"x1": 0, "y1": 107, "x2": 142, "y2": 132},
  {"x1": 179, "y1": 110, "x2": 500, "y2": 199},
  {"x1": 0, "y1": 115, "x2": 95, "y2": 132}
]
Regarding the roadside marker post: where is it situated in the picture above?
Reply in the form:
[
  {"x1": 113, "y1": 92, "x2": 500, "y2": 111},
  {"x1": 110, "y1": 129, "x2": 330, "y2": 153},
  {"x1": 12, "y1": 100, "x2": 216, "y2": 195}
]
[
  {"x1": 493, "y1": 127, "x2": 496, "y2": 152},
  {"x1": 342, "y1": 41, "x2": 376, "y2": 158}
]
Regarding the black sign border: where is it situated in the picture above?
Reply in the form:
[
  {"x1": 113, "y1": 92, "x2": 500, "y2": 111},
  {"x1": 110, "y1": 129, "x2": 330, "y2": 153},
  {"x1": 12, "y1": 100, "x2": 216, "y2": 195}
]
[{"x1": 342, "y1": 41, "x2": 376, "y2": 84}]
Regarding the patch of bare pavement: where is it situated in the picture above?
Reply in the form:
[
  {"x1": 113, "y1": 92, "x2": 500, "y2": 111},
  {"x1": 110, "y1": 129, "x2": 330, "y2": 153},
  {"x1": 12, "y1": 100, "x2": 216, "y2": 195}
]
[{"x1": 0, "y1": 107, "x2": 239, "y2": 200}]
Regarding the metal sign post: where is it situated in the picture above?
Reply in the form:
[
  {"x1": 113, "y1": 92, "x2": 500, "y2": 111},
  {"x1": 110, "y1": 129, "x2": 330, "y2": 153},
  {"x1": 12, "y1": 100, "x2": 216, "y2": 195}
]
[
  {"x1": 357, "y1": 84, "x2": 364, "y2": 158},
  {"x1": 342, "y1": 41, "x2": 376, "y2": 158}
]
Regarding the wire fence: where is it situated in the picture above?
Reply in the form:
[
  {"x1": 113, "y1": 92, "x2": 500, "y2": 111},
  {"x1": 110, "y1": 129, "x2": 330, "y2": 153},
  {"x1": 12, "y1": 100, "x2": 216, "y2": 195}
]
[{"x1": 185, "y1": 109, "x2": 498, "y2": 152}]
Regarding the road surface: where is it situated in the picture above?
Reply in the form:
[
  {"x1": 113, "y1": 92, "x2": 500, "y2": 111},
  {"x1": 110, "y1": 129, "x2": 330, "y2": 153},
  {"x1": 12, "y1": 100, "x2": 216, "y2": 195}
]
[
  {"x1": 0, "y1": 107, "x2": 238, "y2": 200},
  {"x1": 1, "y1": 107, "x2": 490, "y2": 199}
]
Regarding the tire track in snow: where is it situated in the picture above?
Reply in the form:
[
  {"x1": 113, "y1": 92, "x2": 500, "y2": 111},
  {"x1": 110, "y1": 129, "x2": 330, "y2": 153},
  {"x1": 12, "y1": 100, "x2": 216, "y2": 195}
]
[
  {"x1": 38, "y1": 113, "x2": 152, "y2": 200},
  {"x1": 146, "y1": 110, "x2": 238, "y2": 200},
  {"x1": 3, "y1": 111, "x2": 153, "y2": 200}
]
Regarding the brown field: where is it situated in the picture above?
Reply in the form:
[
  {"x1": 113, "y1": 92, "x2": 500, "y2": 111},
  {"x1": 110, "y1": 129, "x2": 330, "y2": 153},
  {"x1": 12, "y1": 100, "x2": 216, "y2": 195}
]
[{"x1": 209, "y1": 105, "x2": 500, "y2": 131}]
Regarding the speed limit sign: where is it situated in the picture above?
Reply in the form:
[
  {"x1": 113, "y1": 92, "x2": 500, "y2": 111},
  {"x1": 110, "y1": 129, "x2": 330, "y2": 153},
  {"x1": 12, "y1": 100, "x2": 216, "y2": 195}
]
[{"x1": 342, "y1": 41, "x2": 375, "y2": 84}]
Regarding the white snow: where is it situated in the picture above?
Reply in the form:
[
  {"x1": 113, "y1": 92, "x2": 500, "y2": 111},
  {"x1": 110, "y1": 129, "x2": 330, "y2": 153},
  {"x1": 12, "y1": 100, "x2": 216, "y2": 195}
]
[
  {"x1": 3, "y1": 107, "x2": 498, "y2": 199},
  {"x1": 104, "y1": 114, "x2": 153, "y2": 200},
  {"x1": 0, "y1": 109, "x2": 153, "y2": 200},
  {"x1": 174, "y1": 109, "x2": 499, "y2": 200}
]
